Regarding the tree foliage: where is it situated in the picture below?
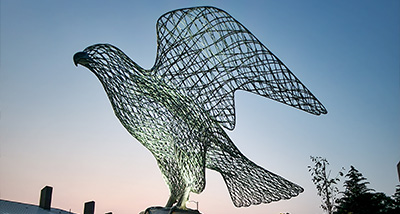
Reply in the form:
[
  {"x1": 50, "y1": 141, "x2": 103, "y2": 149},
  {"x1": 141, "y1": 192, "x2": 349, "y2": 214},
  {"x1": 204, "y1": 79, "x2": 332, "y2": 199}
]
[
  {"x1": 335, "y1": 166, "x2": 399, "y2": 214},
  {"x1": 340, "y1": 165, "x2": 374, "y2": 201},
  {"x1": 308, "y1": 158, "x2": 400, "y2": 214},
  {"x1": 393, "y1": 185, "x2": 400, "y2": 208},
  {"x1": 308, "y1": 156, "x2": 344, "y2": 214}
]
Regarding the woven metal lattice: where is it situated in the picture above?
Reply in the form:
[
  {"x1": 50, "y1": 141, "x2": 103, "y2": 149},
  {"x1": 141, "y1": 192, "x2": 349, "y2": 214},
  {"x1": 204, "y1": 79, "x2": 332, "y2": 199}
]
[{"x1": 73, "y1": 6, "x2": 327, "y2": 208}]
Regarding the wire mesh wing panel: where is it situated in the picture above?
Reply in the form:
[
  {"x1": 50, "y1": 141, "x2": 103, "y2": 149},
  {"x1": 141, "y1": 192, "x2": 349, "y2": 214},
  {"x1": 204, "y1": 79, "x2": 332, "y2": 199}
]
[{"x1": 153, "y1": 6, "x2": 327, "y2": 130}]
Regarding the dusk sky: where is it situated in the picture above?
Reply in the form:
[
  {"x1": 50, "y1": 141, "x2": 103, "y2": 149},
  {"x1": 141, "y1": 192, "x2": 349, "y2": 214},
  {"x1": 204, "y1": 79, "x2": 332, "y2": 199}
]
[{"x1": 1, "y1": 1, "x2": 399, "y2": 214}]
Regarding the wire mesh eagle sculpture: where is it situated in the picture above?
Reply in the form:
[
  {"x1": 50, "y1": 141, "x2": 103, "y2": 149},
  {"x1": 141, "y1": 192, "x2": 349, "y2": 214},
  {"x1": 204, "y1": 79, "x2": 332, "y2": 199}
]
[{"x1": 73, "y1": 6, "x2": 327, "y2": 209}]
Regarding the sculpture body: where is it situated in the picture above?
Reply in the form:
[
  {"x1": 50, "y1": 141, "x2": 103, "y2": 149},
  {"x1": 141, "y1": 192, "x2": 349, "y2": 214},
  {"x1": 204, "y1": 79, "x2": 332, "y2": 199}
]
[{"x1": 73, "y1": 6, "x2": 326, "y2": 209}]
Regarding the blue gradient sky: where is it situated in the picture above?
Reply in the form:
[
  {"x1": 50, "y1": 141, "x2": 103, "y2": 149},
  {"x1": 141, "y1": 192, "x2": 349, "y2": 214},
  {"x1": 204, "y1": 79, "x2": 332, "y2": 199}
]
[{"x1": 1, "y1": 1, "x2": 399, "y2": 214}]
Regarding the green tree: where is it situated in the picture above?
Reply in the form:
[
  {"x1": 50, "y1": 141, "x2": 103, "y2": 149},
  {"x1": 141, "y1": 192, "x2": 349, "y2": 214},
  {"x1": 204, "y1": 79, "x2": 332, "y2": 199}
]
[
  {"x1": 371, "y1": 192, "x2": 396, "y2": 214},
  {"x1": 392, "y1": 185, "x2": 400, "y2": 212},
  {"x1": 335, "y1": 165, "x2": 374, "y2": 214},
  {"x1": 335, "y1": 166, "x2": 396, "y2": 214},
  {"x1": 308, "y1": 156, "x2": 344, "y2": 214}
]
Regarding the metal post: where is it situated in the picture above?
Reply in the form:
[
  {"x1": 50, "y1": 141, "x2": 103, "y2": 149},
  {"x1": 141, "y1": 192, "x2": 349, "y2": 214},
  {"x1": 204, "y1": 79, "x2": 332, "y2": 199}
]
[{"x1": 39, "y1": 186, "x2": 53, "y2": 210}]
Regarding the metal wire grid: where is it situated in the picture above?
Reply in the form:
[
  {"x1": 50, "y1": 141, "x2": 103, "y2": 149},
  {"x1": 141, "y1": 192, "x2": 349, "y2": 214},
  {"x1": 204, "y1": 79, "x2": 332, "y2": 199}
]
[{"x1": 75, "y1": 6, "x2": 326, "y2": 208}]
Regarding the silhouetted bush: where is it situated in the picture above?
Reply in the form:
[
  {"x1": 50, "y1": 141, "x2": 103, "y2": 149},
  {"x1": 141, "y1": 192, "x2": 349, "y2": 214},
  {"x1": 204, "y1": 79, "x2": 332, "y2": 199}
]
[{"x1": 334, "y1": 166, "x2": 398, "y2": 214}]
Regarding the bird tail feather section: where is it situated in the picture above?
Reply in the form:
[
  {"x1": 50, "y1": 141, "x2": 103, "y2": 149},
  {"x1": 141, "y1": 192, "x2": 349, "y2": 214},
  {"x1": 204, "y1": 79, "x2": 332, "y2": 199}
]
[
  {"x1": 207, "y1": 145, "x2": 303, "y2": 207},
  {"x1": 222, "y1": 158, "x2": 304, "y2": 207}
]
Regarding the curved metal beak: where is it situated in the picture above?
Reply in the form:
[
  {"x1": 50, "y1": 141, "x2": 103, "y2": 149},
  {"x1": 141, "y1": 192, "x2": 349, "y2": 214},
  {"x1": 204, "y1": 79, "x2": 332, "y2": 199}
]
[{"x1": 73, "y1": 51, "x2": 91, "y2": 67}]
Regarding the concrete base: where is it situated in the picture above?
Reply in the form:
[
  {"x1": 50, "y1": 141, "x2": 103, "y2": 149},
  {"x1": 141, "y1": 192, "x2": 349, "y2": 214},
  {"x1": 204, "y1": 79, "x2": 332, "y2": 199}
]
[{"x1": 140, "y1": 206, "x2": 201, "y2": 214}]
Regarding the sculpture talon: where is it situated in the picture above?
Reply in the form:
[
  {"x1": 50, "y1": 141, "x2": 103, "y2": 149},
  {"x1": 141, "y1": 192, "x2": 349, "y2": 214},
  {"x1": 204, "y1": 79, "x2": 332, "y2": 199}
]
[{"x1": 73, "y1": 6, "x2": 326, "y2": 209}]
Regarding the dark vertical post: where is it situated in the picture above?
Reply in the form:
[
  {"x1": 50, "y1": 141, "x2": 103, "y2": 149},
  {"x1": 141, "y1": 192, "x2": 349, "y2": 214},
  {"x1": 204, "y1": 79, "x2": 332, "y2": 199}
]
[
  {"x1": 84, "y1": 201, "x2": 95, "y2": 214},
  {"x1": 397, "y1": 161, "x2": 400, "y2": 182},
  {"x1": 39, "y1": 186, "x2": 53, "y2": 210}
]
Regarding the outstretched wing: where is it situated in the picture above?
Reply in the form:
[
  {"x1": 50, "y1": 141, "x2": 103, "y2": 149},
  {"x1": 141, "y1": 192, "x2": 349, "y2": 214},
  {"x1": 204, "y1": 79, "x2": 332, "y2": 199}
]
[{"x1": 152, "y1": 6, "x2": 327, "y2": 130}]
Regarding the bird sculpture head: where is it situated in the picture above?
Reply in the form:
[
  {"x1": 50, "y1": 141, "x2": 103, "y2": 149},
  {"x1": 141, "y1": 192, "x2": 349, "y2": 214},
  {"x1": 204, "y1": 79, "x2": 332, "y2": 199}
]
[{"x1": 74, "y1": 44, "x2": 145, "y2": 81}]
